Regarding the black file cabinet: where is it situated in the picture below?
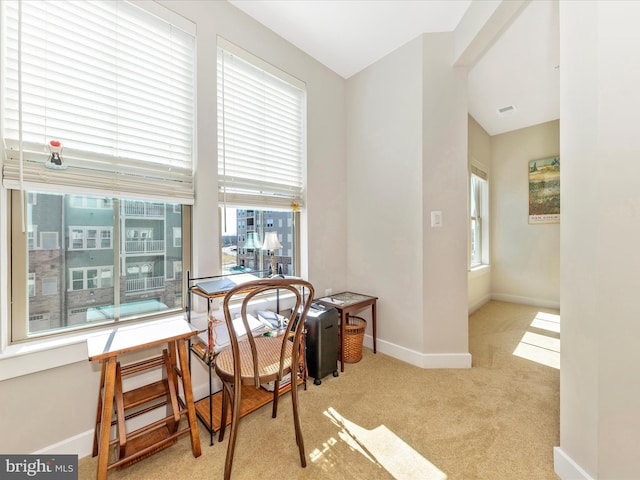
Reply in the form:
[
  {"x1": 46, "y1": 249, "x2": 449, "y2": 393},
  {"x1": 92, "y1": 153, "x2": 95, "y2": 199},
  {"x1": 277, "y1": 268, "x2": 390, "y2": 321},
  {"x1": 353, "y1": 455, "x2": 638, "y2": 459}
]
[{"x1": 305, "y1": 303, "x2": 339, "y2": 385}]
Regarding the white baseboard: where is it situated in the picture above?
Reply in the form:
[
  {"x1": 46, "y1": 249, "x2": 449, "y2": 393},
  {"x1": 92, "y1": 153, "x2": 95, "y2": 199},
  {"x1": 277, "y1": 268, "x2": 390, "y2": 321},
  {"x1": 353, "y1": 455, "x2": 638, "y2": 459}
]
[
  {"x1": 554, "y1": 447, "x2": 595, "y2": 480},
  {"x1": 491, "y1": 293, "x2": 560, "y2": 310},
  {"x1": 34, "y1": 429, "x2": 95, "y2": 459},
  {"x1": 420, "y1": 352, "x2": 472, "y2": 368},
  {"x1": 469, "y1": 294, "x2": 491, "y2": 314},
  {"x1": 364, "y1": 335, "x2": 472, "y2": 369}
]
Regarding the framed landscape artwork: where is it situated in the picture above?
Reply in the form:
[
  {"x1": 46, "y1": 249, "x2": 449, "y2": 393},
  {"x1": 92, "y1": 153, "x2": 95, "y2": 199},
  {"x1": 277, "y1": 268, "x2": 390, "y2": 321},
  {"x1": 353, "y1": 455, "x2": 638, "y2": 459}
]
[{"x1": 528, "y1": 156, "x2": 560, "y2": 224}]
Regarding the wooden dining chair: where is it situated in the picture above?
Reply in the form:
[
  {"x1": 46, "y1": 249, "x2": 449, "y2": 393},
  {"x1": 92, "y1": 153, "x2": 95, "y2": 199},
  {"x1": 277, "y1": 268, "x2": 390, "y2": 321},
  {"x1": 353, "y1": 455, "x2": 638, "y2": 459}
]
[{"x1": 214, "y1": 277, "x2": 314, "y2": 480}]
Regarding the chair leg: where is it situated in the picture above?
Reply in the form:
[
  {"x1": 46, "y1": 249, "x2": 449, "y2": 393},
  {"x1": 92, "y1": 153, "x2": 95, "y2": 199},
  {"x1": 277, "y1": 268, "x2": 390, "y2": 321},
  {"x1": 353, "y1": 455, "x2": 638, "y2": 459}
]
[
  {"x1": 271, "y1": 379, "x2": 280, "y2": 418},
  {"x1": 223, "y1": 380, "x2": 242, "y2": 480},
  {"x1": 290, "y1": 374, "x2": 306, "y2": 467}
]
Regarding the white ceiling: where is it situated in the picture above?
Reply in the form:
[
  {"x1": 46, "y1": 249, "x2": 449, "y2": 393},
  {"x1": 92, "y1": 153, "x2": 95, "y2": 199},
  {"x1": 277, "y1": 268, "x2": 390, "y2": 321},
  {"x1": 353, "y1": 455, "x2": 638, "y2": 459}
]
[{"x1": 228, "y1": 0, "x2": 559, "y2": 137}]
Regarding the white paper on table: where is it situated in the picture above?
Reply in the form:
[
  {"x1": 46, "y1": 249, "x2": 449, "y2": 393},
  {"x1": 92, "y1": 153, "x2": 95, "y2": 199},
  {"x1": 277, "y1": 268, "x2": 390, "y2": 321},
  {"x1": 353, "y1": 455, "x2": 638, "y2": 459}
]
[{"x1": 319, "y1": 296, "x2": 345, "y2": 305}]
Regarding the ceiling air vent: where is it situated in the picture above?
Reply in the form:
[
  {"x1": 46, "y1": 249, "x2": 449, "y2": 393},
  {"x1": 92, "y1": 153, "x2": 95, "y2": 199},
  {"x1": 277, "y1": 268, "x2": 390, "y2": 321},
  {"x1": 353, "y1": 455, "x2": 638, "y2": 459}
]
[{"x1": 497, "y1": 104, "x2": 517, "y2": 117}]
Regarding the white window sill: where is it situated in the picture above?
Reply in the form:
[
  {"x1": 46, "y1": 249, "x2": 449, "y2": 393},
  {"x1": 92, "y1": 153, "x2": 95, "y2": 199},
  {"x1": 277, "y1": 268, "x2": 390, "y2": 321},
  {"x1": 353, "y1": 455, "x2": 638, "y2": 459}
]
[
  {"x1": 468, "y1": 264, "x2": 490, "y2": 279},
  {"x1": 0, "y1": 313, "x2": 186, "y2": 382}
]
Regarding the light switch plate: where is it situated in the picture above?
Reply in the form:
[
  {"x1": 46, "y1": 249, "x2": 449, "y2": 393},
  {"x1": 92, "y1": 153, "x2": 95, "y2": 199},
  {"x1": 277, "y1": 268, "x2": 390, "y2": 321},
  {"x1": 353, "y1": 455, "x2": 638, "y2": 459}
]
[{"x1": 431, "y1": 211, "x2": 443, "y2": 227}]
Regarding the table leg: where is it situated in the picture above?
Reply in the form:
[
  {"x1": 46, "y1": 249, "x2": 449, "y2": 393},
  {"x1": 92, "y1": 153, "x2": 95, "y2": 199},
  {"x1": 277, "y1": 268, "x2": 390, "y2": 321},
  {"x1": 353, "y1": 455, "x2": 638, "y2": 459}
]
[
  {"x1": 177, "y1": 339, "x2": 202, "y2": 457},
  {"x1": 340, "y1": 312, "x2": 345, "y2": 372},
  {"x1": 92, "y1": 362, "x2": 106, "y2": 457},
  {"x1": 372, "y1": 301, "x2": 377, "y2": 354},
  {"x1": 97, "y1": 357, "x2": 117, "y2": 480}
]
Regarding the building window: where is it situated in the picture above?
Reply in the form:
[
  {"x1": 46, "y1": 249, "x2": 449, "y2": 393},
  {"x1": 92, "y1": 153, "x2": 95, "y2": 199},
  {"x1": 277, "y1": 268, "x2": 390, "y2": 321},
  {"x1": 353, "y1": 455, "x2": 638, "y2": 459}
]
[
  {"x1": 70, "y1": 196, "x2": 113, "y2": 209},
  {"x1": 69, "y1": 227, "x2": 113, "y2": 250},
  {"x1": 70, "y1": 266, "x2": 113, "y2": 291},
  {"x1": 41, "y1": 277, "x2": 58, "y2": 296},
  {"x1": 27, "y1": 226, "x2": 37, "y2": 250},
  {"x1": 28, "y1": 273, "x2": 35, "y2": 297},
  {"x1": 40, "y1": 232, "x2": 59, "y2": 250},
  {"x1": 173, "y1": 228, "x2": 182, "y2": 248},
  {"x1": 171, "y1": 261, "x2": 183, "y2": 281},
  {"x1": 470, "y1": 168, "x2": 489, "y2": 268}
]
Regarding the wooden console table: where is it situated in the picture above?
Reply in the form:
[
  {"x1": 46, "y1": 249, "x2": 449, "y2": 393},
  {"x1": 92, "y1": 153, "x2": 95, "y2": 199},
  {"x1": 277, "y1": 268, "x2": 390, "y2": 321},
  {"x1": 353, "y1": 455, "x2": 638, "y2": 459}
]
[
  {"x1": 317, "y1": 292, "x2": 378, "y2": 372},
  {"x1": 88, "y1": 318, "x2": 201, "y2": 480}
]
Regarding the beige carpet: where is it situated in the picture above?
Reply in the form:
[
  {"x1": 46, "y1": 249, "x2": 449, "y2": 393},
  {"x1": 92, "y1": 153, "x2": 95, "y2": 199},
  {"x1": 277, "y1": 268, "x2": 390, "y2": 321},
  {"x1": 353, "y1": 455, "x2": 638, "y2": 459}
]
[{"x1": 78, "y1": 300, "x2": 560, "y2": 479}]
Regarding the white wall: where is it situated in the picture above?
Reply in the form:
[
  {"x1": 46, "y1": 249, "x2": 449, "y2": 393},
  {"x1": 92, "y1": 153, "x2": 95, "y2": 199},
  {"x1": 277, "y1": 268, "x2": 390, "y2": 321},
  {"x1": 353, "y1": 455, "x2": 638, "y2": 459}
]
[
  {"x1": 346, "y1": 37, "x2": 424, "y2": 353},
  {"x1": 0, "y1": 0, "x2": 346, "y2": 456},
  {"x1": 421, "y1": 34, "x2": 470, "y2": 359},
  {"x1": 346, "y1": 33, "x2": 470, "y2": 368},
  {"x1": 491, "y1": 120, "x2": 560, "y2": 309},
  {"x1": 556, "y1": 1, "x2": 640, "y2": 478}
]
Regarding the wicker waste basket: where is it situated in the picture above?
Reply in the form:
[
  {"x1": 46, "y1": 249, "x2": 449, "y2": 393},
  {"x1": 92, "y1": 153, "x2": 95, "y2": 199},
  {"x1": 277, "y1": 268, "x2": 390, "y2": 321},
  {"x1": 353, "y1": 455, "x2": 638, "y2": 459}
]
[{"x1": 342, "y1": 316, "x2": 367, "y2": 363}]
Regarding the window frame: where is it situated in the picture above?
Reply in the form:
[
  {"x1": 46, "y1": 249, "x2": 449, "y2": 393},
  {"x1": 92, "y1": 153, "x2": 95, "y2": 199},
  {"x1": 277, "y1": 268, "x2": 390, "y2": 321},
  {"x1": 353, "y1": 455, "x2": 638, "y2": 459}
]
[
  {"x1": 219, "y1": 207, "x2": 299, "y2": 277},
  {"x1": 216, "y1": 39, "x2": 306, "y2": 279},
  {"x1": 9, "y1": 191, "x2": 192, "y2": 343},
  {"x1": 470, "y1": 166, "x2": 489, "y2": 269}
]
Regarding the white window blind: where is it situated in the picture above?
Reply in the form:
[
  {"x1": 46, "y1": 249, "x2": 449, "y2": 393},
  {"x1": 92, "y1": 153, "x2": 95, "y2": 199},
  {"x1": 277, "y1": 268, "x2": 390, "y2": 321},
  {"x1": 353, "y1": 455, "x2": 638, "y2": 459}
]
[
  {"x1": 471, "y1": 164, "x2": 488, "y2": 181},
  {"x1": 217, "y1": 38, "x2": 306, "y2": 209},
  {"x1": 1, "y1": 0, "x2": 196, "y2": 203}
]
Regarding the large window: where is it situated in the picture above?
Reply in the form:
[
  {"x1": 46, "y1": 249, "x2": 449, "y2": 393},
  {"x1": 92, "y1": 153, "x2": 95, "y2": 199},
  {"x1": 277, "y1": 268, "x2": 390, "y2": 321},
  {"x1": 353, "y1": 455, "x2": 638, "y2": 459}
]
[
  {"x1": 12, "y1": 192, "x2": 188, "y2": 339},
  {"x1": 217, "y1": 39, "x2": 305, "y2": 275},
  {"x1": 470, "y1": 167, "x2": 489, "y2": 268},
  {"x1": 2, "y1": 1, "x2": 195, "y2": 341}
]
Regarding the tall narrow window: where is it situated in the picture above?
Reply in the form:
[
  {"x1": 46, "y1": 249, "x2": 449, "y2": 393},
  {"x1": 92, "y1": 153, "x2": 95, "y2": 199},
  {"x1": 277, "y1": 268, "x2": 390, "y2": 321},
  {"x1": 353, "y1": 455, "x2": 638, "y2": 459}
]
[
  {"x1": 470, "y1": 167, "x2": 489, "y2": 268},
  {"x1": 217, "y1": 38, "x2": 305, "y2": 276}
]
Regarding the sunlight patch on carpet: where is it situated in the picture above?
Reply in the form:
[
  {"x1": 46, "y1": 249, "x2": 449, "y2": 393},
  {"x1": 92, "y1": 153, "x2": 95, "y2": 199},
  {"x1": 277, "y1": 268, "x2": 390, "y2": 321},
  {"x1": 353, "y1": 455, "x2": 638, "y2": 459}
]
[
  {"x1": 310, "y1": 407, "x2": 447, "y2": 480},
  {"x1": 513, "y1": 311, "x2": 560, "y2": 369},
  {"x1": 530, "y1": 311, "x2": 561, "y2": 333}
]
